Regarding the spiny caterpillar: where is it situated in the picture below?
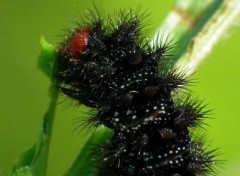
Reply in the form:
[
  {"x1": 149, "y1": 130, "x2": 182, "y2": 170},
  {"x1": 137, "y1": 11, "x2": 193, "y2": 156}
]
[{"x1": 55, "y1": 8, "x2": 219, "y2": 176}]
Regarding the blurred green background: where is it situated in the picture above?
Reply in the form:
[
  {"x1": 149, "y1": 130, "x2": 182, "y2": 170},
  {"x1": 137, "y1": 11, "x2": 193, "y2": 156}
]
[{"x1": 0, "y1": 0, "x2": 240, "y2": 176}]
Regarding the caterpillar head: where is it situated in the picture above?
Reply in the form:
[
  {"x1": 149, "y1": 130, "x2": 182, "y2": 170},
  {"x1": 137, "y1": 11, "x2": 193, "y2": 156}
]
[
  {"x1": 56, "y1": 10, "x2": 151, "y2": 107},
  {"x1": 56, "y1": 9, "x2": 171, "y2": 108}
]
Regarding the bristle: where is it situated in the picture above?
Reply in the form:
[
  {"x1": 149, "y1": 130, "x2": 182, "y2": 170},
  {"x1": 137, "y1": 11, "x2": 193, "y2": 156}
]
[{"x1": 174, "y1": 94, "x2": 211, "y2": 129}]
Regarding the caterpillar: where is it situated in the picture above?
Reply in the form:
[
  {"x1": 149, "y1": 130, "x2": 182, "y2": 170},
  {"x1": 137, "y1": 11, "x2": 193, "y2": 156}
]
[{"x1": 55, "y1": 8, "x2": 219, "y2": 176}]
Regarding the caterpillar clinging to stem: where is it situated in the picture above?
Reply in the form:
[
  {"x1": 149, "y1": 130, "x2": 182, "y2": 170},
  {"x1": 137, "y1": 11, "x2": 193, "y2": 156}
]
[{"x1": 55, "y1": 7, "x2": 219, "y2": 176}]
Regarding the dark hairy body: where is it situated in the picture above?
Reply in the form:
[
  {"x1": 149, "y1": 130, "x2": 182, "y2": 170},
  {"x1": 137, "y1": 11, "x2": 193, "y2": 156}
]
[{"x1": 55, "y1": 8, "x2": 218, "y2": 176}]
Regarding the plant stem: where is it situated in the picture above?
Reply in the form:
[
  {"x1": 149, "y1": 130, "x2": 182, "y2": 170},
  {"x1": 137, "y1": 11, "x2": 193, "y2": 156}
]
[
  {"x1": 151, "y1": 0, "x2": 224, "y2": 65},
  {"x1": 176, "y1": 0, "x2": 240, "y2": 73}
]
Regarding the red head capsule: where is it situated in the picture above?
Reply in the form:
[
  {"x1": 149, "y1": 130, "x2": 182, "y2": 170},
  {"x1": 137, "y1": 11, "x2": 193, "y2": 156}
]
[{"x1": 61, "y1": 28, "x2": 90, "y2": 64}]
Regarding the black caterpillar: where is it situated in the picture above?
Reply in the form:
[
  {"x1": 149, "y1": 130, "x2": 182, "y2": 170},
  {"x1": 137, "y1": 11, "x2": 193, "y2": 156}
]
[{"x1": 55, "y1": 8, "x2": 218, "y2": 176}]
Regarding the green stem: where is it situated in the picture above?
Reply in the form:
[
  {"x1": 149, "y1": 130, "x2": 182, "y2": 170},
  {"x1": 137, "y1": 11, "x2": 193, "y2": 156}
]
[
  {"x1": 34, "y1": 84, "x2": 59, "y2": 176},
  {"x1": 64, "y1": 127, "x2": 113, "y2": 176},
  {"x1": 151, "y1": 0, "x2": 224, "y2": 65},
  {"x1": 176, "y1": 0, "x2": 240, "y2": 73}
]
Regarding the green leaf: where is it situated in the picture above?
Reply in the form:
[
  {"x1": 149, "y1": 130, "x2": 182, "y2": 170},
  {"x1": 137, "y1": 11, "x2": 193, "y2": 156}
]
[
  {"x1": 64, "y1": 127, "x2": 113, "y2": 176},
  {"x1": 12, "y1": 37, "x2": 58, "y2": 176},
  {"x1": 38, "y1": 36, "x2": 57, "y2": 78},
  {"x1": 12, "y1": 166, "x2": 32, "y2": 176}
]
